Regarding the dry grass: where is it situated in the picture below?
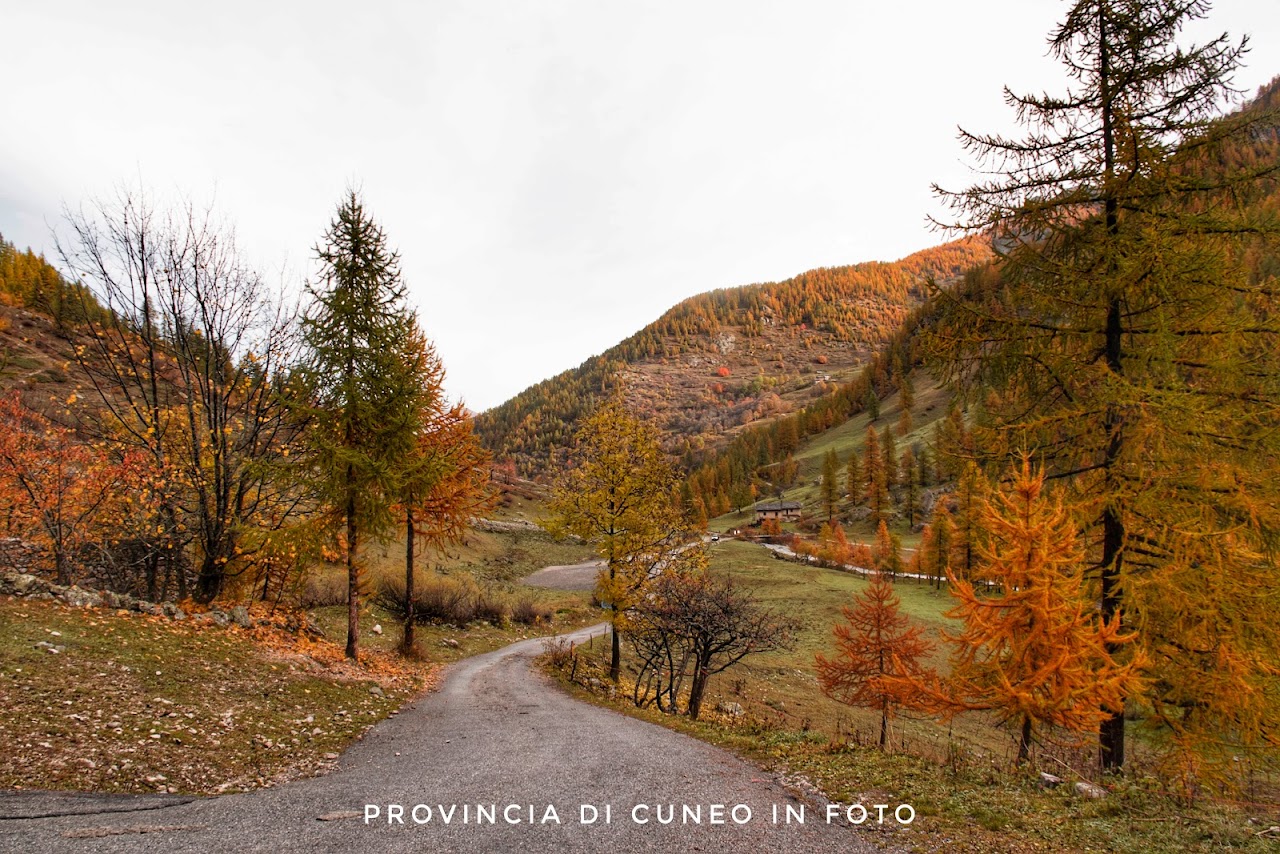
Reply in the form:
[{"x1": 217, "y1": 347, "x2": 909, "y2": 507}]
[{"x1": 0, "y1": 596, "x2": 435, "y2": 796}]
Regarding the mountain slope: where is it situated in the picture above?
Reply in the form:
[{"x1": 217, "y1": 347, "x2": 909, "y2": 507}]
[{"x1": 475, "y1": 236, "x2": 990, "y2": 477}]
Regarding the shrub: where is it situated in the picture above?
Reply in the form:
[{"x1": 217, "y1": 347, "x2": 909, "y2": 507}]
[
  {"x1": 512, "y1": 598, "x2": 552, "y2": 625},
  {"x1": 376, "y1": 572, "x2": 511, "y2": 627},
  {"x1": 298, "y1": 571, "x2": 349, "y2": 608}
]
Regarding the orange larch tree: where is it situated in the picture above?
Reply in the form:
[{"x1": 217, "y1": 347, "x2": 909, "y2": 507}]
[
  {"x1": 938, "y1": 458, "x2": 1144, "y2": 765},
  {"x1": 395, "y1": 325, "x2": 493, "y2": 652},
  {"x1": 817, "y1": 571, "x2": 933, "y2": 750}
]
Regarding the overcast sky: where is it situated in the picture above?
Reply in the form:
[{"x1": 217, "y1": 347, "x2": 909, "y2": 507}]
[{"x1": 3, "y1": 1, "x2": 1277, "y2": 411}]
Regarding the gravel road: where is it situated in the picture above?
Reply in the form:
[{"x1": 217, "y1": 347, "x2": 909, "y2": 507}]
[
  {"x1": 520, "y1": 560, "x2": 604, "y2": 591},
  {"x1": 0, "y1": 623, "x2": 894, "y2": 853}
]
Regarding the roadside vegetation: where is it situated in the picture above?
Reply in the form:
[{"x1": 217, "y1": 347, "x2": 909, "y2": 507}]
[{"x1": 544, "y1": 538, "x2": 1280, "y2": 853}]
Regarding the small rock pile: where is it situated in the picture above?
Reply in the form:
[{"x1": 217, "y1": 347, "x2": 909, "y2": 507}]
[{"x1": 0, "y1": 570, "x2": 324, "y2": 638}]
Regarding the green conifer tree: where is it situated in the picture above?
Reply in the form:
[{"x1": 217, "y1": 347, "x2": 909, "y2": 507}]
[{"x1": 303, "y1": 190, "x2": 419, "y2": 661}]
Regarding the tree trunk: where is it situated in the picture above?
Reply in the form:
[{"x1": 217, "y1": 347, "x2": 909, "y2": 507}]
[
  {"x1": 345, "y1": 476, "x2": 359, "y2": 662},
  {"x1": 145, "y1": 551, "x2": 158, "y2": 602},
  {"x1": 195, "y1": 552, "x2": 221, "y2": 604},
  {"x1": 54, "y1": 548, "x2": 69, "y2": 587},
  {"x1": 687, "y1": 658, "x2": 710, "y2": 721},
  {"x1": 1018, "y1": 715, "x2": 1033, "y2": 766},
  {"x1": 609, "y1": 616, "x2": 621, "y2": 682},
  {"x1": 1096, "y1": 8, "x2": 1127, "y2": 775},
  {"x1": 880, "y1": 697, "x2": 889, "y2": 750},
  {"x1": 1099, "y1": 508, "x2": 1126, "y2": 771},
  {"x1": 403, "y1": 504, "x2": 416, "y2": 652}
]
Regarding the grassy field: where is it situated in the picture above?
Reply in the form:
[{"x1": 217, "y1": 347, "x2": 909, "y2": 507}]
[
  {"x1": 543, "y1": 538, "x2": 1280, "y2": 853},
  {"x1": 0, "y1": 597, "x2": 429, "y2": 795},
  {"x1": 689, "y1": 539, "x2": 1009, "y2": 761},
  {"x1": 305, "y1": 512, "x2": 599, "y2": 663},
  {"x1": 0, "y1": 509, "x2": 601, "y2": 796},
  {"x1": 708, "y1": 374, "x2": 952, "y2": 552}
]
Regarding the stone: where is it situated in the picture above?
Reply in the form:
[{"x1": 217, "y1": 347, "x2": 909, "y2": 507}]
[
  {"x1": 3, "y1": 573, "x2": 47, "y2": 597},
  {"x1": 441, "y1": 638, "x2": 459, "y2": 649},
  {"x1": 1039, "y1": 772, "x2": 1063, "y2": 788},
  {"x1": 369, "y1": 685, "x2": 385, "y2": 697},
  {"x1": 229, "y1": 606, "x2": 251, "y2": 628},
  {"x1": 209, "y1": 610, "x2": 231, "y2": 628},
  {"x1": 162, "y1": 602, "x2": 185, "y2": 620},
  {"x1": 1074, "y1": 781, "x2": 1107, "y2": 799},
  {"x1": 371, "y1": 623, "x2": 382, "y2": 636},
  {"x1": 61, "y1": 586, "x2": 102, "y2": 608},
  {"x1": 715, "y1": 701, "x2": 745, "y2": 718}
]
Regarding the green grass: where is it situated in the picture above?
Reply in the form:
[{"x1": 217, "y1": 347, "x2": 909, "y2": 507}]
[
  {"x1": 714, "y1": 373, "x2": 952, "y2": 549},
  {"x1": 544, "y1": 545, "x2": 1280, "y2": 854},
  {"x1": 694, "y1": 539, "x2": 981, "y2": 757}
]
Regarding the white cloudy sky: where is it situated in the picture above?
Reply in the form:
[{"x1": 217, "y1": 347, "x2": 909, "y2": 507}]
[{"x1": 3, "y1": 0, "x2": 1277, "y2": 411}]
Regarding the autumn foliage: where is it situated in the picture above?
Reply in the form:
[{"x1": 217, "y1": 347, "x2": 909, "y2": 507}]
[
  {"x1": 931, "y1": 459, "x2": 1144, "y2": 765},
  {"x1": 816, "y1": 572, "x2": 933, "y2": 749},
  {"x1": 0, "y1": 394, "x2": 146, "y2": 585}
]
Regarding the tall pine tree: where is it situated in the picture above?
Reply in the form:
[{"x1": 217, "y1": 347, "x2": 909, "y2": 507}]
[
  {"x1": 303, "y1": 190, "x2": 419, "y2": 661},
  {"x1": 929, "y1": 0, "x2": 1280, "y2": 770}
]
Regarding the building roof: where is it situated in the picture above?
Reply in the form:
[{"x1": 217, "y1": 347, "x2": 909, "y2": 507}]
[{"x1": 754, "y1": 501, "x2": 802, "y2": 512}]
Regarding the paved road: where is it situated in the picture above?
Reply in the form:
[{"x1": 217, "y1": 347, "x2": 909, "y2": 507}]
[
  {"x1": 521, "y1": 560, "x2": 604, "y2": 591},
  {"x1": 0, "y1": 624, "x2": 892, "y2": 854}
]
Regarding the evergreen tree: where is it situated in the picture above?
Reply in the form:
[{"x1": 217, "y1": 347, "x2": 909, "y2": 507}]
[
  {"x1": 821, "y1": 448, "x2": 841, "y2": 523},
  {"x1": 865, "y1": 385, "x2": 880, "y2": 422},
  {"x1": 900, "y1": 446, "x2": 921, "y2": 529},
  {"x1": 897, "y1": 372, "x2": 914, "y2": 436},
  {"x1": 881, "y1": 425, "x2": 898, "y2": 492},
  {"x1": 845, "y1": 451, "x2": 862, "y2": 505},
  {"x1": 929, "y1": 0, "x2": 1280, "y2": 770},
  {"x1": 864, "y1": 426, "x2": 888, "y2": 527},
  {"x1": 303, "y1": 190, "x2": 419, "y2": 662}
]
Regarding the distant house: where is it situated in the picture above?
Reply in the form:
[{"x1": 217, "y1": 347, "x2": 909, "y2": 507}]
[{"x1": 753, "y1": 500, "x2": 802, "y2": 524}]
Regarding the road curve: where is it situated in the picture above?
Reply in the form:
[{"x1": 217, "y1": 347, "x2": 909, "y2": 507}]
[
  {"x1": 0, "y1": 623, "x2": 891, "y2": 854},
  {"x1": 521, "y1": 560, "x2": 604, "y2": 591}
]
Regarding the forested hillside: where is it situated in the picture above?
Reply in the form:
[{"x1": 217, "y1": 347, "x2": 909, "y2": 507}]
[{"x1": 475, "y1": 236, "x2": 989, "y2": 476}]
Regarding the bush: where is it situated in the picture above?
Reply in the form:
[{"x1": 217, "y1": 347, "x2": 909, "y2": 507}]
[
  {"x1": 376, "y1": 572, "x2": 510, "y2": 627},
  {"x1": 298, "y1": 571, "x2": 349, "y2": 608},
  {"x1": 471, "y1": 588, "x2": 510, "y2": 625},
  {"x1": 512, "y1": 598, "x2": 552, "y2": 625}
]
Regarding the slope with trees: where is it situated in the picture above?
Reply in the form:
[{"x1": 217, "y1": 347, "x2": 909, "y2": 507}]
[
  {"x1": 927, "y1": 0, "x2": 1280, "y2": 772},
  {"x1": 476, "y1": 237, "x2": 990, "y2": 477}
]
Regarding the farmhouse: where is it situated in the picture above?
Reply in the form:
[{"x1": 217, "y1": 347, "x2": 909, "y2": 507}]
[{"x1": 752, "y1": 500, "x2": 802, "y2": 524}]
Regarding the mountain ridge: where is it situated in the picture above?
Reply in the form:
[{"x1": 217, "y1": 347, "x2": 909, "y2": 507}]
[{"x1": 474, "y1": 235, "x2": 991, "y2": 477}]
